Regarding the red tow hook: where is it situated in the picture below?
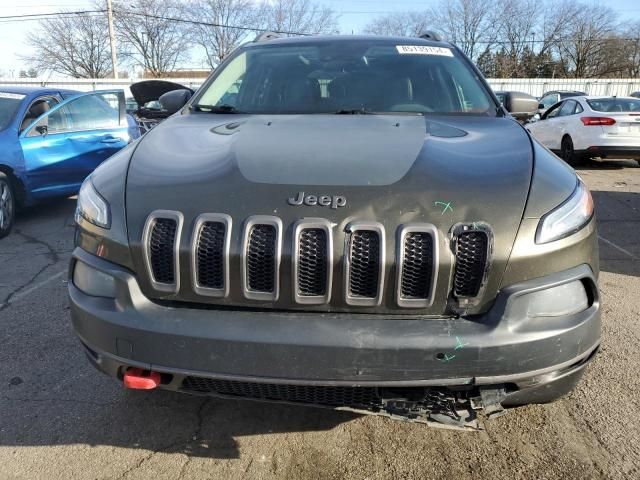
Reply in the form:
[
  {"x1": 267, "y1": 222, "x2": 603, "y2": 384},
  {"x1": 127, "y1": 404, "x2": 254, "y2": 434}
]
[{"x1": 123, "y1": 368, "x2": 161, "y2": 390}]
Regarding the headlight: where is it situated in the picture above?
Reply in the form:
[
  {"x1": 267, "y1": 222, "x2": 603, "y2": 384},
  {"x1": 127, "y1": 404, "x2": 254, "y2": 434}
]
[
  {"x1": 76, "y1": 177, "x2": 111, "y2": 229},
  {"x1": 536, "y1": 180, "x2": 593, "y2": 244}
]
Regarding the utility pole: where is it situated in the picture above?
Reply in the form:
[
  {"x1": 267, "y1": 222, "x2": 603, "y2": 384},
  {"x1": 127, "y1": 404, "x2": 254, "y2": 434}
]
[{"x1": 107, "y1": 0, "x2": 118, "y2": 79}]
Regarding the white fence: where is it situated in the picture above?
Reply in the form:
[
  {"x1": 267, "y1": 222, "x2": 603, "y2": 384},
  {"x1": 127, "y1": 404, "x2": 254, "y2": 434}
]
[
  {"x1": 486, "y1": 78, "x2": 640, "y2": 97},
  {"x1": 2, "y1": 77, "x2": 640, "y2": 98}
]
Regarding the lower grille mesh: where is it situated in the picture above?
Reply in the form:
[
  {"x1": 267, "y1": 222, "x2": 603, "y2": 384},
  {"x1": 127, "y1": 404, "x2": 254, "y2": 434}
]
[
  {"x1": 348, "y1": 230, "x2": 381, "y2": 298},
  {"x1": 297, "y1": 228, "x2": 328, "y2": 296},
  {"x1": 181, "y1": 377, "x2": 379, "y2": 407},
  {"x1": 149, "y1": 218, "x2": 177, "y2": 284},
  {"x1": 196, "y1": 222, "x2": 226, "y2": 289},
  {"x1": 401, "y1": 232, "x2": 434, "y2": 299},
  {"x1": 454, "y1": 231, "x2": 489, "y2": 297},
  {"x1": 246, "y1": 224, "x2": 276, "y2": 293}
]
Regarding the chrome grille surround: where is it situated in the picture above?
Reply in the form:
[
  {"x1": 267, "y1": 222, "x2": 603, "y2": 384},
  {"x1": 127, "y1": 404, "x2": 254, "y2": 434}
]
[
  {"x1": 142, "y1": 210, "x2": 184, "y2": 293},
  {"x1": 292, "y1": 218, "x2": 334, "y2": 305},
  {"x1": 396, "y1": 224, "x2": 439, "y2": 308},
  {"x1": 190, "y1": 213, "x2": 232, "y2": 298},
  {"x1": 241, "y1": 215, "x2": 283, "y2": 302},
  {"x1": 344, "y1": 222, "x2": 386, "y2": 306}
]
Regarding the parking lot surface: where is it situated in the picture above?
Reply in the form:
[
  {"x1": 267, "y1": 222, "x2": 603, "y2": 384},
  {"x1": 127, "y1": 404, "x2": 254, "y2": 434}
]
[{"x1": 1, "y1": 159, "x2": 639, "y2": 480}]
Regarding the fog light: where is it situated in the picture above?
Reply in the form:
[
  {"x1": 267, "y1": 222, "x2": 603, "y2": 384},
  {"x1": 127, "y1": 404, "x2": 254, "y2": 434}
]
[
  {"x1": 73, "y1": 261, "x2": 116, "y2": 298},
  {"x1": 523, "y1": 280, "x2": 589, "y2": 318}
]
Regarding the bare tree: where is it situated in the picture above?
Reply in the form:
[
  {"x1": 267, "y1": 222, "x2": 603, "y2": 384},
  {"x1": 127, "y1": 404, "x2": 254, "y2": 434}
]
[
  {"x1": 22, "y1": 12, "x2": 113, "y2": 78},
  {"x1": 621, "y1": 21, "x2": 640, "y2": 77},
  {"x1": 493, "y1": 0, "x2": 538, "y2": 77},
  {"x1": 187, "y1": 0, "x2": 261, "y2": 68},
  {"x1": 536, "y1": 0, "x2": 582, "y2": 57},
  {"x1": 555, "y1": 4, "x2": 622, "y2": 77},
  {"x1": 114, "y1": 0, "x2": 192, "y2": 77},
  {"x1": 261, "y1": 0, "x2": 338, "y2": 36},
  {"x1": 363, "y1": 11, "x2": 433, "y2": 37},
  {"x1": 430, "y1": 0, "x2": 499, "y2": 62}
]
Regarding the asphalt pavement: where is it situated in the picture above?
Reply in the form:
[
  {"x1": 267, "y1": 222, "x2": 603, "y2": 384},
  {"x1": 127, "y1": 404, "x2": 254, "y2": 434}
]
[{"x1": 1, "y1": 159, "x2": 639, "y2": 480}]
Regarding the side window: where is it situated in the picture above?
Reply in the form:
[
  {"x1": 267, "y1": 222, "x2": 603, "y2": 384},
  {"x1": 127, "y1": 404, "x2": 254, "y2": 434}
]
[
  {"x1": 541, "y1": 94, "x2": 558, "y2": 108},
  {"x1": 544, "y1": 102, "x2": 563, "y2": 119},
  {"x1": 559, "y1": 100, "x2": 576, "y2": 117},
  {"x1": 575, "y1": 102, "x2": 584, "y2": 114},
  {"x1": 21, "y1": 96, "x2": 59, "y2": 133},
  {"x1": 27, "y1": 92, "x2": 121, "y2": 137},
  {"x1": 66, "y1": 93, "x2": 120, "y2": 131}
]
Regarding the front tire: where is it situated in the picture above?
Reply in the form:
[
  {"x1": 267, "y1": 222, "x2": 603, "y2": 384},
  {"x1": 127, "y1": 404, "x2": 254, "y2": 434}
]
[
  {"x1": 560, "y1": 136, "x2": 582, "y2": 166},
  {"x1": 0, "y1": 173, "x2": 16, "y2": 239}
]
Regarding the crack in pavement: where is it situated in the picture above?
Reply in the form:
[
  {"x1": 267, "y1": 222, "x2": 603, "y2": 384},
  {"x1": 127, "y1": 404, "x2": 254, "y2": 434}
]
[
  {"x1": 1, "y1": 396, "x2": 120, "y2": 408},
  {"x1": 177, "y1": 398, "x2": 211, "y2": 480},
  {"x1": 0, "y1": 230, "x2": 64, "y2": 312},
  {"x1": 14, "y1": 229, "x2": 60, "y2": 263},
  {"x1": 0, "y1": 263, "x2": 55, "y2": 312},
  {"x1": 115, "y1": 398, "x2": 211, "y2": 480}
]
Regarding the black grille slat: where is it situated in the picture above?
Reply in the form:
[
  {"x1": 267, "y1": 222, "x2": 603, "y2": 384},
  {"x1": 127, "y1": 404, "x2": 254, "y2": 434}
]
[
  {"x1": 454, "y1": 231, "x2": 489, "y2": 297},
  {"x1": 246, "y1": 224, "x2": 277, "y2": 293},
  {"x1": 196, "y1": 222, "x2": 226, "y2": 289},
  {"x1": 149, "y1": 218, "x2": 177, "y2": 284},
  {"x1": 401, "y1": 232, "x2": 434, "y2": 299},
  {"x1": 348, "y1": 230, "x2": 381, "y2": 298},
  {"x1": 181, "y1": 377, "x2": 379, "y2": 407},
  {"x1": 297, "y1": 228, "x2": 328, "y2": 297}
]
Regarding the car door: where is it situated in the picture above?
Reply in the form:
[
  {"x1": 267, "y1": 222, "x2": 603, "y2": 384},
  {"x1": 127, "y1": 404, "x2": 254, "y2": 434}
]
[
  {"x1": 547, "y1": 100, "x2": 578, "y2": 150},
  {"x1": 530, "y1": 102, "x2": 563, "y2": 147},
  {"x1": 18, "y1": 91, "x2": 128, "y2": 198}
]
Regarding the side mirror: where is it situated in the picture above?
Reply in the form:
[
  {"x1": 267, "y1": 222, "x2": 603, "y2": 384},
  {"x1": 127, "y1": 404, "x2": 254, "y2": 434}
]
[
  {"x1": 35, "y1": 125, "x2": 48, "y2": 136},
  {"x1": 538, "y1": 103, "x2": 544, "y2": 110},
  {"x1": 501, "y1": 92, "x2": 539, "y2": 122},
  {"x1": 159, "y1": 89, "x2": 193, "y2": 114}
]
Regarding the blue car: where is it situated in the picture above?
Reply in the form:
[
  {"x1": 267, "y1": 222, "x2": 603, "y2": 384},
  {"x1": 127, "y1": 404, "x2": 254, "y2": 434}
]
[{"x1": 0, "y1": 86, "x2": 139, "y2": 238}]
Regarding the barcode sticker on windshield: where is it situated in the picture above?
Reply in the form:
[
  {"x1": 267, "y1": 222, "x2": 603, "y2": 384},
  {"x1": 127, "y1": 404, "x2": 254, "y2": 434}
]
[
  {"x1": 0, "y1": 92, "x2": 26, "y2": 100},
  {"x1": 396, "y1": 45, "x2": 454, "y2": 57}
]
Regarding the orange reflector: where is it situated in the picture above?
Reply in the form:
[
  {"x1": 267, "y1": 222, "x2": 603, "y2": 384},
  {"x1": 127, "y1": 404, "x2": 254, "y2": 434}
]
[{"x1": 123, "y1": 368, "x2": 161, "y2": 390}]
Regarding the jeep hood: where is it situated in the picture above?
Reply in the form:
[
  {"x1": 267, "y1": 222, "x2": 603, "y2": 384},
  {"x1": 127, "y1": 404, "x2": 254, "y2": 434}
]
[{"x1": 125, "y1": 114, "x2": 533, "y2": 314}]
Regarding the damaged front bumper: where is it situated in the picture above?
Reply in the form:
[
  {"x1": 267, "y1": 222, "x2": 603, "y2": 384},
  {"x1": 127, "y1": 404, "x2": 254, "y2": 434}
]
[{"x1": 69, "y1": 248, "x2": 601, "y2": 430}]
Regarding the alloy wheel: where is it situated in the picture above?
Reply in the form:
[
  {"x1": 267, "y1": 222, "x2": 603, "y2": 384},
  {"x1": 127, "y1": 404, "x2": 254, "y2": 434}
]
[{"x1": 0, "y1": 179, "x2": 14, "y2": 234}]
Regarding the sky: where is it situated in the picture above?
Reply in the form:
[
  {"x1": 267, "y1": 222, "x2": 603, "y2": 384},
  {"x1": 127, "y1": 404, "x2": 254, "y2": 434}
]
[{"x1": 1, "y1": 0, "x2": 640, "y2": 75}]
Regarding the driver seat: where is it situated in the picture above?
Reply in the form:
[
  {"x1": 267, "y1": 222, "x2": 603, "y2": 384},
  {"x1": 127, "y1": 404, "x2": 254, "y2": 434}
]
[{"x1": 21, "y1": 100, "x2": 51, "y2": 132}]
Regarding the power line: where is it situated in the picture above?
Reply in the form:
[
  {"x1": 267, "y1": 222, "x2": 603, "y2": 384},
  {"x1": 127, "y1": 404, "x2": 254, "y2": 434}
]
[
  {"x1": 0, "y1": 9, "x2": 105, "y2": 20},
  {"x1": 0, "y1": 8, "x2": 311, "y2": 37},
  {"x1": 115, "y1": 8, "x2": 311, "y2": 37}
]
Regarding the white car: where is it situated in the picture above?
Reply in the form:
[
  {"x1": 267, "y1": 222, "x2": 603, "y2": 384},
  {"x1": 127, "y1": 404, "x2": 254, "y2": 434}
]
[{"x1": 526, "y1": 96, "x2": 640, "y2": 166}]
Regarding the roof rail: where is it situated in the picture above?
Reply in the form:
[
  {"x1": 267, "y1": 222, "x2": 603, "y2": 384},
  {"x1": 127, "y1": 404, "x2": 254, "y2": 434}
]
[
  {"x1": 254, "y1": 32, "x2": 281, "y2": 43},
  {"x1": 418, "y1": 31, "x2": 443, "y2": 42}
]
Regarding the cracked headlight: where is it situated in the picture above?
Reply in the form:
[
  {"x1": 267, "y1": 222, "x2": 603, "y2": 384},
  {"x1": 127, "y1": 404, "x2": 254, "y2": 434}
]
[
  {"x1": 76, "y1": 177, "x2": 111, "y2": 229},
  {"x1": 536, "y1": 180, "x2": 594, "y2": 244}
]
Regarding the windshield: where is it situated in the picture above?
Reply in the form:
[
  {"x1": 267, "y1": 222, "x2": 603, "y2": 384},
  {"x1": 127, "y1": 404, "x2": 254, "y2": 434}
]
[
  {"x1": 195, "y1": 41, "x2": 494, "y2": 115},
  {"x1": 0, "y1": 92, "x2": 25, "y2": 131},
  {"x1": 587, "y1": 98, "x2": 640, "y2": 113}
]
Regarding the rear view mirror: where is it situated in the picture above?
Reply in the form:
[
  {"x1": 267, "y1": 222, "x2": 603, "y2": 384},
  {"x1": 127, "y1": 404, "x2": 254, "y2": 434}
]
[
  {"x1": 35, "y1": 125, "x2": 48, "y2": 136},
  {"x1": 159, "y1": 89, "x2": 193, "y2": 114}
]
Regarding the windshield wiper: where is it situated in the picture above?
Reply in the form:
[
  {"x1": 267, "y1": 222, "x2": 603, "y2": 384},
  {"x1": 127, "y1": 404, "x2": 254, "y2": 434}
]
[
  {"x1": 334, "y1": 107, "x2": 374, "y2": 115},
  {"x1": 190, "y1": 104, "x2": 244, "y2": 114}
]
